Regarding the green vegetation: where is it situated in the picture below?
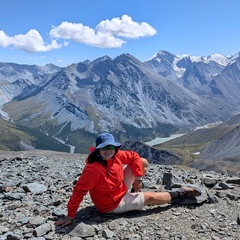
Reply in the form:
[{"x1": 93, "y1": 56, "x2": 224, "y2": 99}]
[
  {"x1": 86, "y1": 106, "x2": 101, "y2": 131},
  {"x1": 58, "y1": 126, "x2": 97, "y2": 154},
  {"x1": 3, "y1": 98, "x2": 47, "y2": 124},
  {"x1": 0, "y1": 118, "x2": 69, "y2": 152},
  {"x1": 18, "y1": 126, "x2": 70, "y2": 152},
  {"x1": 0, "y1": 119, "x2": 32, "y2": 151}
]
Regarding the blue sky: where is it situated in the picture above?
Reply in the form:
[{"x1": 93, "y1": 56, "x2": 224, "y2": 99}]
[{"x1": 0, "y1": 0, "x2": 240, "y2": 67}]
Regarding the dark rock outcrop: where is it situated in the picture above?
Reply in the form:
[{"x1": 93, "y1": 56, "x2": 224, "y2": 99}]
[{"x1": 121, "y1": 140, "x2": 181, "y2": 165}]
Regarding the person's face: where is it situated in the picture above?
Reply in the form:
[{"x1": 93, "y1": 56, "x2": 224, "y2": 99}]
[{"x1": 99, "y1": 145, "x2": 115, "y2": 160}]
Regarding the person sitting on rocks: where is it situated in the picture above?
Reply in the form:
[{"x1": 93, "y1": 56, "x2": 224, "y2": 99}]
[{"x1": 55, "y1": 132, "x2": 201, "y2": 227}]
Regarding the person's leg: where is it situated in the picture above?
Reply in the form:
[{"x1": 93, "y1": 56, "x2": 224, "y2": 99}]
[
  {"x1": 141, "y1": 157, "x2": 149, "y2": 176},
  {"x1": 123, "y1": 157, "x2": 149, "y2": 190},
  {"x1": 110, "y1": 186, "x2": 202, "y2": 214},
  {"x1": 143, "y1": 186, "x2": 202, "y2": 206},
  {"x1": 110, "y1": 192, "x2": 145, "y2": 213},
  {"x1": 123, "y1": 165, "x2": 135, "y2": 189},
  {"x1": 143, "y1": 191, "x2": 171, "y2": 205}
]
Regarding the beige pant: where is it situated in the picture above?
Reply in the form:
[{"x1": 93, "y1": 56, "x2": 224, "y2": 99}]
[{"x1": 110, "y1": 165, "x2": 145, "y2": 213}]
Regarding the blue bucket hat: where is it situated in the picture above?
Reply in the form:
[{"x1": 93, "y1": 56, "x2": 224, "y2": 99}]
[{"x1": 95, "y1": 133, "x2": 121, "y2": 150}]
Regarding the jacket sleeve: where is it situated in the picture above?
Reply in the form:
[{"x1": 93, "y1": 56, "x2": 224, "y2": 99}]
[
  {"x1": 117, "y1": 150, "x2": 143, "y2": 177},
  {"x1": 67, "y1": 164, "x2": 99, "y2": 218}
]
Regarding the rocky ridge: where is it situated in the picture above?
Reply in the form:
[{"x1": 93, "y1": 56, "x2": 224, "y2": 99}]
[{"x1": 0, "y1": 150, "x2": 240, "y2": 240}]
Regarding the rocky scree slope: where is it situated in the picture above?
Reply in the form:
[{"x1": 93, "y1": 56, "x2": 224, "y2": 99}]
[{"x1": 0, "y1": 150, "x2": 240, "y2": 240}]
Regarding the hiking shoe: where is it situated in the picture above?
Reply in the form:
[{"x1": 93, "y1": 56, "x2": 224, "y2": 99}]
[{"x1": 178, "y1": 186, "x2": 202, "y2": 198}]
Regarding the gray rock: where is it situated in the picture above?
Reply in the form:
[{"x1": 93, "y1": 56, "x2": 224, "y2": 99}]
[
  {"x1": 103, "y1": 229, "x2": 115, "y2": 238},
  {"x1": 69, "y1": 222, "x2": 96, "y2": 237},
  {"x1": 219, "y1": 182, "x2": 234, "y2": 189},
  {"x1": 202, "y1": 176, "x2": 217, "y2": 187},
  {"x1": 4, "y1": 192, "x2": 26, "y2": 200},
  {"x1": 0, "y1": 232, "x2": 22, "y2": 240},
  {"x1": 33, "y1": 223, "x2": 52, "y2": 237},
  {"x1": 29, "y1": 217, "x2": 46, "y2": 226},
  {"x1": 226, "y1": 189, "x2": 240, "y2": 200},
  {"x1": 23, "y1": 182, "x2": 47, "y2": 194},
  {"x1": 226, "y1": 177, "x2": 240, "y2": 184}
]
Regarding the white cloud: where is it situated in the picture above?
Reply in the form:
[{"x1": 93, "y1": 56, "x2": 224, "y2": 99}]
[
  {"x1": 51, "y1": 15, "x2": 156, "y2": 48},
  {"x1": 50, "y1": 21, "x2": 125, "y2": 48},
  {"x1": 97, "y1": 15, "x2": 157, "y2": 39},
  {"x1": 0, "y1": 15, "x2": 157, "y2": 53},
  {"x1": 0, "y1": 29, "x2": 62, "y2": 53},
  {"x1": 0, "y1": 31, "x2": 12, "y2": 47}
]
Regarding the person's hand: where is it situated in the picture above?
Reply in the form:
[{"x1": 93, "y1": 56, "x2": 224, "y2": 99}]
[
  {"x1": 54, "y1": 218, "x2": 72, "y2": 227},
  {"x1": 133, "y1": 179, "x2": 142, "y2": 192}
]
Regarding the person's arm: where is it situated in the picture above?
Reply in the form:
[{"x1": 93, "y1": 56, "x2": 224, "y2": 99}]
[
  {"x1": 118, "y1": 150, "x2": 143, "y2": 192},
  {"x1": 119, "y1": 150, "x2": 143, "y2": 177},
  {"x1": 55, "y1": 164, "x2": 98, "y2": 226},
  {"x1": 132, "y1": 177, "x2": 143, "y2": 192}
]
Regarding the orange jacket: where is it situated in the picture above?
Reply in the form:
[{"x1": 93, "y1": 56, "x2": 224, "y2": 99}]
[{"x1": 67, "y1": 150, "x2": 143, "y2": 218}]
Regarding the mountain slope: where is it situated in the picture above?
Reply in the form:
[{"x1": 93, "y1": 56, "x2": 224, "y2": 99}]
[
  {"x1": 199, "y1": 125, "x2": 240, "y2": 161},
  {"x1": 0, "y1": 118, "x2": 70, "y2": 152},
  {"x1": 156, "y1": 113, "x2": 240, "y2": 174},
  {"x1": 2, "y1": 54, "x2": 226, "y2": 151},
  {"x1": 207, "y1": 56, "x2": 240, "y2": 99},
  {"x1": 0, "y1": 50, "x2": 240, "y2": 154}
]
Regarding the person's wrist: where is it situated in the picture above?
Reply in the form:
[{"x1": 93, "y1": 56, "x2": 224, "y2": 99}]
[
  {"x1": 67, "y1": 216, "x2": 74, "y2": 221},
  {"x1": 135, "y1": 176, "x2": 143, "y2": 181}
]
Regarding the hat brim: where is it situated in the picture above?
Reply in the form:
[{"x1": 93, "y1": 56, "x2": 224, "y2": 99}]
[{"x1": 95, "y1": 141, "x2": 122, "y2": 150}]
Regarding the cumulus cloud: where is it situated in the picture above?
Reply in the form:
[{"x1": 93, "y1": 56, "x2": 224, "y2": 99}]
[
  {"x1": 0, "y1": 15, "x2": 157, "y2": 53},
  {"x1": 0, "y1": 29, "x2": 62, "y2": 53},
  {"x1": 50, "y1": 21, "x2": 125, "y2": 48},
  {"x1": 97, "y1": 15, "x2": 157, "y2": 39},
  {"x1": 50, "y1": 15, "x2": 156, "y2": 48}
]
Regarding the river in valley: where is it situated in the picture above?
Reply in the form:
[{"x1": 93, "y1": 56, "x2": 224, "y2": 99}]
[{"x1": 145, "y1": 133, "x2": 186, "y2": 146}]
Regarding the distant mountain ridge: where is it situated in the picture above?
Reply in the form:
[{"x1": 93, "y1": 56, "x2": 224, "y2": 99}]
[{"x1": 0, "y1": 50, "x2": 240, "y2": 154}]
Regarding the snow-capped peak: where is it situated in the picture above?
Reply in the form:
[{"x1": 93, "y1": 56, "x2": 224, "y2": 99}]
[{"x1": 206, "y1": 54, "x2": 230, "y2": 66}]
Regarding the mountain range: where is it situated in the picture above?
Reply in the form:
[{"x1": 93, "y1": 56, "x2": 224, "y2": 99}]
[{"x1": 0, "y1": 50, "x2": 240, "y2": 160}]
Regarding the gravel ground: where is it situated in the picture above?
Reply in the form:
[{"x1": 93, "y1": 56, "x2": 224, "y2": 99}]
[{"x1": 0, "y1": 150, "x2": 240, "y2": 240}]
